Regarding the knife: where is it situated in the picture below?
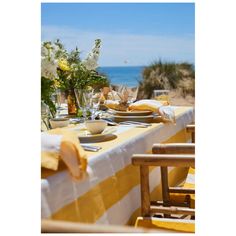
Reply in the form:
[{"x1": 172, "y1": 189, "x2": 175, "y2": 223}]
[{"x1": 81, "y1": 144, "x2": 102, "y2": 152}]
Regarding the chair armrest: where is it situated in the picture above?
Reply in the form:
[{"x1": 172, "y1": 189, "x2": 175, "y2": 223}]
[
  {"x1": 152, "y1": 143, "x2": 195, "y2": 154},
  {"x1": 132, "y1": 154, "x2": 195, "y2": 167},
  {"x1": 186, "y1": 124, "x2": 195, "y2": 133}
]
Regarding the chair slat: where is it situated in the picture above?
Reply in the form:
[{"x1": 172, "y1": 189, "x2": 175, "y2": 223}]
[
  {"x1": 132, "y1": 154, "x2": 195, "y2": 167},
  {"x1": 152, "y1": 143, "x2": 195, "y2": 154},
  {"x1": 150, "y1": 205, "x2": 195, "y2": 216},
  {"x1": 169, "y1": 187, "x2": 195, "y2": 194}
]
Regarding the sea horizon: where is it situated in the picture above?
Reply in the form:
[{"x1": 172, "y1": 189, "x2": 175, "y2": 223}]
[
  {"x1": 98, "y1": 65, "x2": 144, "y2": 87},
  {"x1": 98, "y1": 62, "x2": 195, "y2": 88}
]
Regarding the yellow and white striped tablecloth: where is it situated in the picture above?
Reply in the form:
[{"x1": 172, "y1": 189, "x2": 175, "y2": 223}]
[{"x1": 41, "y1": 106, "x2": 194, "y2": 225}]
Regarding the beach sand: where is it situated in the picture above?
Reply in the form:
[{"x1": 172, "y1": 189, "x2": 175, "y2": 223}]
[{"x1": 169, "y1": 90, "x2": 195, "y2": 107}]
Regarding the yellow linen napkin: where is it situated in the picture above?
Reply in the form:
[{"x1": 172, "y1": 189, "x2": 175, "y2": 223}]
[
  {"x1": 41, "y1": 129, "x2": 87, "y2": 179},
  {"x1": 129, "y1": 99, "x2": 175, "y2": 123},
  {"x1": 104, "y1": 100, "x2": 120, "y2": 110}
]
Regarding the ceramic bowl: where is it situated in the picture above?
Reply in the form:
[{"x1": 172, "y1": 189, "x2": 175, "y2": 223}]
[
  {"x1": 85, "y1": 120, "x2": 107, "y2": 134},
  {"x1": 49, "y1": 118, "x2": 70, "y2": 129}
]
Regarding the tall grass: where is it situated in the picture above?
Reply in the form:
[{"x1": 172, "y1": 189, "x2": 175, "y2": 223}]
[{"x1": 138, "y1": 60, "x2": 195, "y2": 99}]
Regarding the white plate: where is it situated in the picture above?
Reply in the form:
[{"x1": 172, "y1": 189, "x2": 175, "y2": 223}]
[
  {"x1": 113, "y1": 115, "x2": 155, "y2": 123},
  {"x1": 78, "y1": 127, "x2": 117, "y2": 142},
  {"x1": 113, "y1": 110, "x2": 153, "y2": 116}
]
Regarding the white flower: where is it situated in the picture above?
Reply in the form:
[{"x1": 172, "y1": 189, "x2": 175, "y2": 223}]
[
  {"x1": 82, "y1": 39, "x2": 101, "y2": 71},
  {"x1": 41, "y1": 57, "x2": 58, "y2": 79},
  {"x1": 41, "y1": 43, "x2": 59, "y2": 79},
  {"x1": 82, "y1": 58, "x2": 98, "y2": 71}
]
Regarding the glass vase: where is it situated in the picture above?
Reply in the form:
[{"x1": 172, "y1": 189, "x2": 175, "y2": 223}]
[{"x1": 67, "y1": 89, "x2": 77, "y2": 116}]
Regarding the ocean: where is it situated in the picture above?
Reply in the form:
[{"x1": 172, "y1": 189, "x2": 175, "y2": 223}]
[{"x1": 98, "y1": 66, "x2": 144, "y2": 87}]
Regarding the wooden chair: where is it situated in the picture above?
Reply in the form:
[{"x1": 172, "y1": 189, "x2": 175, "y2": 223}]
[
  {"x1": 186, "y1": 124, "x2": 195, "y2": 143},
  {"x1": 132, "y1": 152, "x2": 195, "y2": 232},
  {"x1": 152, "y1": 143, "x2": 195, "y2": 210},
  {"x1": 132, "y1": 152, "x2": 195, "y2": 218}
]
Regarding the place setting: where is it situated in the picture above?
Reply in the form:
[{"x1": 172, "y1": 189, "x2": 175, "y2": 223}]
[{"x1": 77, "y1": 120, "x2": 117, "y2": 143}]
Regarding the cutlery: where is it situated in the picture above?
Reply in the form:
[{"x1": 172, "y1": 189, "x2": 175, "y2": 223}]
[
  {"x1": 119, "y1": 121, "x2": 151, "y2": 127},
  {"x1": 81, "y1": 144, "x2": 102, "y2": 152},
  {"x1": 100, "y1": 118, "x2": 119, "y2": 126},
  {"x1": 119, "y1": 123, "x2": 148, "y2": 128}
]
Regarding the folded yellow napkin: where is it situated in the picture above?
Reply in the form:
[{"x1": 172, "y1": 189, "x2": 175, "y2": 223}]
[
  {"x1": 129, "y1": 99, "x2": 175, "y2": 123},
  {"x1": 104, "y1": 100, "x2": 120, "y2": 110},
  {"x1": 41, "y1": 129, "x2": 87, "y2": 179}
]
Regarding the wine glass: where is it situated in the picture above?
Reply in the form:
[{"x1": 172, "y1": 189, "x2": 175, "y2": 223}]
[
  {"x1": 89, "y1": 93, "x2": 101, "y2": 120},
  {"x1": 41, "y1": 101, "x2": 50, "y2": 130},
  {"x1": 74, "y1": 89, "x2": 93, "y2": 122},
  {"x1": 125, "y1": 86, "x2": 138, "y2": 105},
  {"x1": 153, "y1": 90, "x2": 170, "y2": 104},
  {"x1": 51, "y1": 89, "x2": 63, "y2": 117}
]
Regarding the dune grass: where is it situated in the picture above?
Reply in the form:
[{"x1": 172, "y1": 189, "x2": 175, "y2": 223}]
[{"x1": 138, "y1": 60, "x2": 195, "y2": 99}]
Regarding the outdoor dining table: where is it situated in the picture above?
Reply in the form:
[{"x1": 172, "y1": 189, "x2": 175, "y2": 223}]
[{"x1": 41, "y1": 106, "x2": 194, "y2": 226}]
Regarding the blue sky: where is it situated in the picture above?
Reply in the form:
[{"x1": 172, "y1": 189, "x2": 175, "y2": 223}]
[{"x1": 41, "y1": 3, "x2": 195, "y2": 66}]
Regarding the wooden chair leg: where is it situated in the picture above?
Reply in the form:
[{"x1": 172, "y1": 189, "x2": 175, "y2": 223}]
[
  {"x1": 140, "y1": 165, "x2": 150, "y2": 216},
  {"x1": 160, "y1": 167, "x2": 170, "y2": 205},
  {"x1": 160, "y1": 166, "x2": 171, "y2": 217},
  {"x1": 191, "y1": 133, "x2": 195, "y2": 143}
]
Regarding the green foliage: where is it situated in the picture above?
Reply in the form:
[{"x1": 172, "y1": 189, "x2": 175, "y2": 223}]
[
  {"x1": 41, "y1": 39, "x2": 110, "y2": 118},
  {"x1": 52, "y1": 39, "x2": 110, "y2": 91},
  {"x1": 41, "y1": 77, "x2": 56, "y2": 116},
  {"x1": 139, "y1": 60, "x2": 195, "y2": 99}
]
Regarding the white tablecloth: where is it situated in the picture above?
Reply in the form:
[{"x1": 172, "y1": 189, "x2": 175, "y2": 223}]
[{"x1": 41, "y1": 106, "x2": 194, "y2": 225}]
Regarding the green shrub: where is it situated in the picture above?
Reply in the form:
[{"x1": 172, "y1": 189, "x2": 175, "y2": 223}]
[{"x1": 139, "y1": 60, "x2": 195, "y2": 99}]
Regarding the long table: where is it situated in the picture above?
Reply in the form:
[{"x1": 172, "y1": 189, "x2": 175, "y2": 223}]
[{"x1": 41, "y1": 106, "x2": 194, "y2": 225}]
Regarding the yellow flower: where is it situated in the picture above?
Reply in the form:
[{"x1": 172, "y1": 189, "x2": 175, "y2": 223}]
[
  {"x1": 53, "y1": 79, "x2": 60, "y2": 88},
  {"x1": 86, "y1": 86, "x2": 93, "y2": 91},
  {"x1": 58, "y1": 59, "x2": 70, "y2": 71}
]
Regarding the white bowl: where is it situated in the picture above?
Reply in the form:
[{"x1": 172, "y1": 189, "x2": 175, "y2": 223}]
[
  {"x1": 85, "y1": 120, "x2": 107, "y2": 134},
  {"x1": 49, "y1": 118, "x2": 70, "y2": 129}
]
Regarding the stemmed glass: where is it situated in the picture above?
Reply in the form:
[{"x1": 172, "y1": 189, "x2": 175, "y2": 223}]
[
  {"x1": 127, "y1": 86, "x2": 139, "y2": 105},
  {"x1": 89, "y1": 93, "x2": 101, "y2": 120},
  {"x1": 153, "y1": 90, "x2": 170, "y2": 104},
  {"x1": 51, "y1": 89, "x2": 63, "y2": 117},
  {"x1": 41, "y1": 101, "x2": 51, "y2": 131},
  {"x1": 74, "y1": 89, "x2": 93, "y2": 122}
]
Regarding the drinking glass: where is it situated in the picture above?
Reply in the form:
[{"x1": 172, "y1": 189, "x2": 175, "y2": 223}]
[
  {"x1": 51, "y1": 89, "x2": 63, "y2": 117},
  {"x1": 41, "y1": 101, "x2": 50, "y2": 131},
  {"x1": 153, "y1": 90, "x2": 170, "y2": 104},
  {"x1": 90, "y1": 93, "x2": 101, "y2": 120},
  {"x1": 127, "y1": 86, "x2": 139, "y2": 105},
  {"x1": 74, "y1": 89, "x2": 93, "y2": 121}
]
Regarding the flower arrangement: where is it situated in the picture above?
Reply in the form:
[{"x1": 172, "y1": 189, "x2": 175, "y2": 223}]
[
  {"x1": 55, "y1": 39, "x2": 109, "y2": 91},
  {"x1": 41, "y1": 39, "x2": 109, "y2": 117},
  {"x1": 41, "y1": 41, "x2": 60, "y2": 116}
]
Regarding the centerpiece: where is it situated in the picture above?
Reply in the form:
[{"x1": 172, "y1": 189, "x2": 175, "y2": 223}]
[{"x1": 41, "y1": 39, "x2": 109, "y2": 118}]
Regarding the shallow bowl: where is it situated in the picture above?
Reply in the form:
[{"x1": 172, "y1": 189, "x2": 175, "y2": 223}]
[
  {"x1": 49, "y1": 118, "x2": 70, "y2": 129},
  {"x1": 85, "y1": 120, "x2": 107, "y2": 134}
]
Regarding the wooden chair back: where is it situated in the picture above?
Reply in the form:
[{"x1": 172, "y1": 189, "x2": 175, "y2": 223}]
[
  {"x1": 132, "y1": 144, "x2": 195, "y2": 217},
  {"x1": 186, "y1": 124, "x2": 195, "y2": 143},
  {"x1": 152, "y1": 143, "x2": 195, "y2": 208}
]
